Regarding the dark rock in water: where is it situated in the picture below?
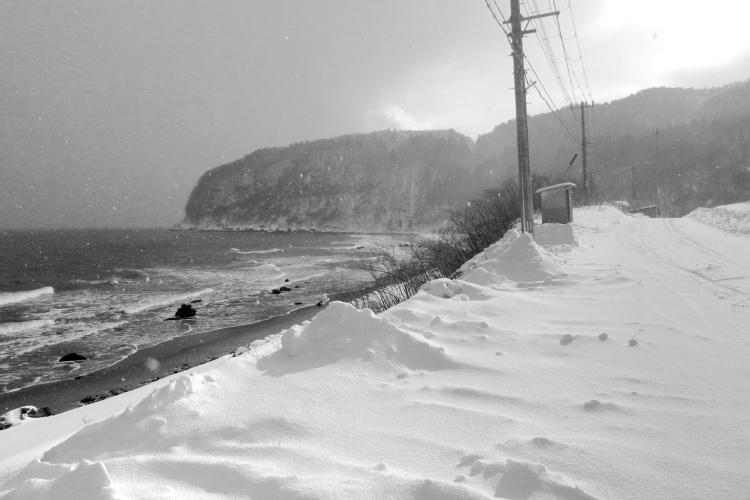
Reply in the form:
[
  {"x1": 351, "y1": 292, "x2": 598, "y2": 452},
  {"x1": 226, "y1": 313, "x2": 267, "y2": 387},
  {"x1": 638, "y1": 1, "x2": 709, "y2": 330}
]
[
  {"x1": 598, "y1": 333, "x2": 609, "y2": 341},
  {"x1": 271, "y1": 289, "x2": 281, "y2": 295},
  {"x1": 279, "y1": 286, "x2": 292, "y2": 292},
  {"x1": 175, "y1": 303, "x2": 197, "y2": 318},
  {"x1": 164, "y1": 303, "x2": 197, "y2": 321},
  {"x1": 294, "y1": 302, "x2": 303, "y2": 305},
  {"x1": 294, "y1": 285, "x2": 300, "y2": 288},
  {"x1": 628, "y1": 338, "x2": 638, "y2": 347},
  {"x1": 59, "y1": 352, "x2": 87, "y2": 362},
  {"x1": 190, "y1": 299, "x2": 203, "y2": 304},
  {"x1": 284, "y1": 279, "x2": 290, "y2": 282}
]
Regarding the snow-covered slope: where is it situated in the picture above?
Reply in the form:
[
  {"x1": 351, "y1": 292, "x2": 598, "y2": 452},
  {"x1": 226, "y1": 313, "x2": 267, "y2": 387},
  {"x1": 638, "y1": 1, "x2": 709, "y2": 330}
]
[
  {"x1": 687, "y1": 201, "x2": 750, "y2": 234},
  {"x1": 2, "y1": 205, "x2": 750, "y2": 499}
]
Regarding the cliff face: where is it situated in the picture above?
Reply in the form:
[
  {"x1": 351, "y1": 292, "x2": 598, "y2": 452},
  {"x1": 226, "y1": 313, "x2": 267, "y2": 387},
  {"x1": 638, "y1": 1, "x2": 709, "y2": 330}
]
[{"x1": 182, "y1": 130, "x2": 476, "y2": 232}]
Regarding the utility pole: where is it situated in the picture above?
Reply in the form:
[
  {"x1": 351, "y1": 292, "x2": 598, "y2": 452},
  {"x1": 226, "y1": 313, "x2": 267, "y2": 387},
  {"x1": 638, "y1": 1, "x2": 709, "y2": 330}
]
[
  {"x1": 571, "y1": 101, "x2": 594, "y2": 204},
  {"x1": 507, "y1": 1, "x2": 559, "y2": 234}
]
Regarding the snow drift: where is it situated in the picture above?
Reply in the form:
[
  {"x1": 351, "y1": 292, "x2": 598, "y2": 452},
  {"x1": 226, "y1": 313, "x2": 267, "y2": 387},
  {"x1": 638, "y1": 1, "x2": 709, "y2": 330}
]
[
  {"x1": 257, "y1": 301, "x2": 460, "y2": 373},
  {"x1": 687, "y1": 201, "x2": 750, "y2": 234},
  {"x1": 458, "y1": 228, "x2": 565, "y2": 285}
]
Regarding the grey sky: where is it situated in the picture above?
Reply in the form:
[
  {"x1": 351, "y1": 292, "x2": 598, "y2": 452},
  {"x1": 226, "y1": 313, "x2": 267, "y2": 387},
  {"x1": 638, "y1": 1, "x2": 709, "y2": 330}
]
[{"x1": 1, "y1": 0, "x2": 748, "y2": 228}]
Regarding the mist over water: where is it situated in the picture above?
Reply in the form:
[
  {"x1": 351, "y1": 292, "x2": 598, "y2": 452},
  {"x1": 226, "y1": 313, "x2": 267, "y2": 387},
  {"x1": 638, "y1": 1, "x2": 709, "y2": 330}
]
[{"x1": 0, "y1": 229, "x2": 412, "y2": 392}]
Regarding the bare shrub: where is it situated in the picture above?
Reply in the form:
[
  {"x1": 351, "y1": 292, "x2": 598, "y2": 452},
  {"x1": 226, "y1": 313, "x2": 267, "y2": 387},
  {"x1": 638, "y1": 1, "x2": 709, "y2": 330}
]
[{"x1": 352, "y1": 179, "x2": 521, "y2": 312}]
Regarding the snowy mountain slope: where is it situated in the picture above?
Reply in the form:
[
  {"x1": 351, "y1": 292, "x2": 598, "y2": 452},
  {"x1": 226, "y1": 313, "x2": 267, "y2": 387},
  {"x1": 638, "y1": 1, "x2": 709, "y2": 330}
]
[{"x1": 1, "y1": 206, "x2": 750, "y2": 499}]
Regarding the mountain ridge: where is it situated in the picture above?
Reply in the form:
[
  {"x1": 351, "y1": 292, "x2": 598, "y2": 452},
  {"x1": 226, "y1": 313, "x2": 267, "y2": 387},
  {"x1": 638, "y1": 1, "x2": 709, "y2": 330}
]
[{"x1": 182, "y1": 80, "x2": 750, "y2": 230}]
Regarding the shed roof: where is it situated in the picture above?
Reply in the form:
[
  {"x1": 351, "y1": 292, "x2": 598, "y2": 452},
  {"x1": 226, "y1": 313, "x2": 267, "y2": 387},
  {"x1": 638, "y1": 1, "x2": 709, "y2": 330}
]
[{"x1": 535, "y1": 182, "x2": 576, "y2": 194}]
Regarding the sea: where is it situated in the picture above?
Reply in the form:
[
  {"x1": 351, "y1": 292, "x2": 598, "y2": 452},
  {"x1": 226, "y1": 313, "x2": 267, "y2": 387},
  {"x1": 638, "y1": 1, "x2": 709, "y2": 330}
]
[{"x1": 0, "y1": 229, "x2": 413, "y2": 393}]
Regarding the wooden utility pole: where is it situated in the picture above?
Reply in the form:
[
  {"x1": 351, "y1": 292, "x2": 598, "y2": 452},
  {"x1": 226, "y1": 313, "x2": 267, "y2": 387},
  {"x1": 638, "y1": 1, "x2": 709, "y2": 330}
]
[
  {"x1": 571, "y1": 101, "x2": 594, "y2": 204},
  {"x1": 507, "y1": 1, "x2": 558, "y2": 233}
]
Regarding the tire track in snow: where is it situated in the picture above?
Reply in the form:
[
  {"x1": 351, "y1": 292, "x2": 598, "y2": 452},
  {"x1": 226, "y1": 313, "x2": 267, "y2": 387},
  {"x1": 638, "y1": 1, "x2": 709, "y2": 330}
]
[{"x1": 619, "y1": 217, "x2": 748, "y2": 343}]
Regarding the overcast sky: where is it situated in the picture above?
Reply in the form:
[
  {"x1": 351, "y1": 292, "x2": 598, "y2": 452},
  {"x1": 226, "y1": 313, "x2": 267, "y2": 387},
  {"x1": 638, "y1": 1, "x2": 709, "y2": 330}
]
[{"x1": 2, "y1": 0, "x2": 749, "y2": 228}]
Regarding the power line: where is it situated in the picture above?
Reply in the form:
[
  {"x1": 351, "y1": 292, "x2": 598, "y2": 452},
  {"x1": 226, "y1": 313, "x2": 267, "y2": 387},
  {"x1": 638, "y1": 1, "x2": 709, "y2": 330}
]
[
  {"x1": 565, "y1": 0, "x2": 593, "y2": 101},
  {"x1": 550, "y1": 0, "x2": 581, "y2": 104},
  {"x1": 524, "y1": 56, "x2": 579, "y2": 142},
  {"x1": 523, "y1": 0, "x2": 576, "y2": 107},
  {"x1": 484, "y1": 0, "x2": 510, "y2": 37}
]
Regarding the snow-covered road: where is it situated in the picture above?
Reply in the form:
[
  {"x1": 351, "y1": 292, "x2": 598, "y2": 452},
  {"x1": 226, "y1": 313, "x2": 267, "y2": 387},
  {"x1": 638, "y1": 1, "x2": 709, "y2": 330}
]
[{"x1": 1, "y1": 205, "x2": 749, "y2": 499}]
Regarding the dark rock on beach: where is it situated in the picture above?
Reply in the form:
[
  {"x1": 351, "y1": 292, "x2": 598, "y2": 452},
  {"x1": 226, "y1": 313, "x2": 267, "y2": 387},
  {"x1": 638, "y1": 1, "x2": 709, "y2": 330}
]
[
  {"x1": 279, "y1": 286, "x2": 292, "y2": 292},
  {"x1": 0, "y1": 406, "x2": 54, "y2": 430},
  {"x1": 59, "y1": 353, "x2": 87, "y2": 362},
  {"x1": 30, "y1": 406, "x2": 53, "y2": 418},
  {"x1": 80, "y1": 388, "x2": 127, "y2": 405}
]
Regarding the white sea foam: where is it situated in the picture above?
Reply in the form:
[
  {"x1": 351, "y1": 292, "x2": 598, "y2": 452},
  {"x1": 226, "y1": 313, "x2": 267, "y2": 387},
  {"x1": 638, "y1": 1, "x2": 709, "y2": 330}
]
[
  {"x1": 287, "y1": 271, "x2": 327, "y2": 283},
  {"x1": 0, "y1": 287, "x2": 54, "y2": 306},
  {"x1": 122, "y1": 288, "x2": 215, "y2": 315},
  {"x1": 0, "y1": 319, "x2": 55, "y2": 336},
  {"x1": 230, "y1": 247, "x2": 285, "y2": 255}
]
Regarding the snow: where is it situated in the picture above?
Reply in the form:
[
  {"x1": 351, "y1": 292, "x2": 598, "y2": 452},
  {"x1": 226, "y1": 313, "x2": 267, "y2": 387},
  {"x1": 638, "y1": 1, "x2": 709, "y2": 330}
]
[
  {"x1": 2, "y1": 204, "x2": 750, "y2": 499},
  {"x1": 687, "y1": 202, "x2": 750, "y2": 234}
]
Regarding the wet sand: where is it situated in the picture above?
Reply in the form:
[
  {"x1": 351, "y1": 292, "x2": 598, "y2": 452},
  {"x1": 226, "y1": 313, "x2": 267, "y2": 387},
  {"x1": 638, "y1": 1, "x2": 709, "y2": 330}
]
[{"x1": 0, "y1": 305, "x2": 324, "y2": 415}]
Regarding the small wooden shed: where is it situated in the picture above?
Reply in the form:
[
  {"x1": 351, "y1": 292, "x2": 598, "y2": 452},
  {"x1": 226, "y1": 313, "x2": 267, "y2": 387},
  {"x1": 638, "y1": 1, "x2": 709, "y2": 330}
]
[{"x1": 535, "y1": 182, "x2": 576, "y2": 224}]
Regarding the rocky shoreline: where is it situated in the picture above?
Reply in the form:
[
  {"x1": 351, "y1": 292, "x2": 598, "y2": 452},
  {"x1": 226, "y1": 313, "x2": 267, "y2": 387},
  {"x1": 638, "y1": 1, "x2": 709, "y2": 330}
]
[{"x1": 0, "y1": 305, "x2": 325, "y2": 421}]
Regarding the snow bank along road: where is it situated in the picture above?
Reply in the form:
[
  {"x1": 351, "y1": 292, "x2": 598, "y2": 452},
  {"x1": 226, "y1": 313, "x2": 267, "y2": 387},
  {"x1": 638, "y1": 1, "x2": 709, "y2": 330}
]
[{"x1": 1, "y1": 205, "x2": 749, "y2": 499}]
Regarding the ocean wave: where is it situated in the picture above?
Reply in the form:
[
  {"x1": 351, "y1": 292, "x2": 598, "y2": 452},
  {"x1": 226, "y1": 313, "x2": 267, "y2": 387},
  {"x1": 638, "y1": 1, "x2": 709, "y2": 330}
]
[
  {"x1": 113, "y1": 268, "x2": 151, "y2": 280},
  {"x1": 122, "y1": 288, "x2": 215, "y2": 315},
  {"x1": 0, "y1": 287, "x2": 54, "y2": 307},
  {"x1": 288, "y1": 271, "x2": 327, "y2": 283},
  {"x1": 253, "y1": 263, "x2": 282, "y2": 273},
  {"x1": 0, "y1": 319, "x2": 55, "y2": 336},
  {"x1": 70, "y1": 278, "x2": 122, "y2": 286},
  {"x1": 4, "y1": 319, "x2": 130, "y2": 358},
  {"x1": 230, "y1": 247, "x2": 284, "y2": 255}
]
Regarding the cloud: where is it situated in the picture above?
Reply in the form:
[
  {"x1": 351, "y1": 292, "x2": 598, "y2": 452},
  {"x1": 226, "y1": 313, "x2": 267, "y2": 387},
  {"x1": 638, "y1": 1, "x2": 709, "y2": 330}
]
[{"x1": 380, "y1": 105, "x2": 433, "y2": 130}]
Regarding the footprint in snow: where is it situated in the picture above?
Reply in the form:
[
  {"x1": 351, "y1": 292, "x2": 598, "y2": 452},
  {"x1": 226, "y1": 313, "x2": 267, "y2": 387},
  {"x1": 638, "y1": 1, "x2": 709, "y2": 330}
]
[
  {"x1": 583, "y1": 399, "x2": 623, "y2": 412},
  {"x1": 560, "y1": 334, "x2": 574, "y2": 345}
]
